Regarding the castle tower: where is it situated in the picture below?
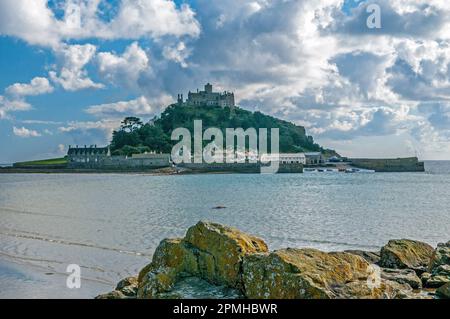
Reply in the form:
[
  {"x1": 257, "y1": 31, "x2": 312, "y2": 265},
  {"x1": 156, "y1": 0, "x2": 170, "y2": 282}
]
[{"x1": 205, "y1": 83, "x2": 212, "y2": 94}]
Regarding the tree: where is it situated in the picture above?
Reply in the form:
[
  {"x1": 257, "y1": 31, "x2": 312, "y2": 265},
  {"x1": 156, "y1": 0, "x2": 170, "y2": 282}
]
[{"x1": 120, "y1": 117, "x2": 143, "y2": 132}]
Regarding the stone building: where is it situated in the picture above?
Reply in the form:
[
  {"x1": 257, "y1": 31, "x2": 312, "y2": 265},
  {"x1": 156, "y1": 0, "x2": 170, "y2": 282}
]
[
  {"x1": 178, "y1": 83, "x2": 235, "y2": 108},
  {"x1": 67, "y1": 145, "x2": 109, "y2": 167},
  {"x1": 260, "y1": 153, "x2": 306, "y2": 165},
  {"x1": 67, "y1": 146, "x2": 171, "y2": 169},
  {"x1": 304, "y1": 152, "x2": 324, "y2": 165}
]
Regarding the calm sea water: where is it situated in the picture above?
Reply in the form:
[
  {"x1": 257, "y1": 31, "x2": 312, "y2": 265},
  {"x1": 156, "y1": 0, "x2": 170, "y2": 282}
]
[{"x1": 1, "y1": 161, "x2": 449, "y2": 298}]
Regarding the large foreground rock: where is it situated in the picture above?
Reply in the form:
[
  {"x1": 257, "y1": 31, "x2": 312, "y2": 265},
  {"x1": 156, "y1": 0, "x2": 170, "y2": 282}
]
[
  {"x1": 242, "y1": 248, "x2": 407, "y2": 299},
  {"x1": 137, "y1": 221, "x2": 268, "y2": 298},
  {"x1": 96, "y1": 221, "x2": 448, "y2": 299},
  {"x1": 379, "y1": 239, "x2": 434, "y2": 272}
]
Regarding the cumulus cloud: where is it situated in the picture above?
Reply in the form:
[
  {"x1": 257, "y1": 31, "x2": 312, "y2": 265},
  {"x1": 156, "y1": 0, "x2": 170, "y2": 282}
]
[
  {"x1": 0, "y1": 77, "x2": 53, "y2": 119},
  {"x1": 0, "y1": 0, "x2": 200, "y2": 46},
  {"x1": 85, "y1": 95, "x2": 172, "y2": 118},
  {"x1": 5, "y1": 77, "x2": 54, "y2": 97},
  {"x1": 330, "y1": 0, "x2": 450, "y2": 38},
  {"x1": 0, "y1": 95, "x2": 32, "y2": 120},
  {"x1": 0, "y1": 0, "x2": 59, "y2": 46},
  {"x1": 162, "y1": 42, "x2": 191, "y2": 68},
  {"x1": 105, "y1": 0, "x2": 200, "y2": 39},
  {"x1": 58, "y1": 119, "x2": 121, "y2": 146},
  {"x1": 97, "y1": 42, "x2": 150, "y2": 90},
  {"x1": 49, "y1": 43, "x2": 104, "y2": 91},
  {"x1": 13, "y1": 126, "x2": 42, "y2": 138}
]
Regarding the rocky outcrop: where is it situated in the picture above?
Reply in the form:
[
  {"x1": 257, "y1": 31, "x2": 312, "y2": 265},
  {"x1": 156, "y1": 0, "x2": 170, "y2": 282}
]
[
  {"x1": 380, "y1": 268, "x2": 422, "y2": 289},
  {"x1": 242, "y1": 248, "x2": 405, "y2": 299},
  {"x1": 345, "y1": 250, "x2": 381, "y2": 264},
  {"x1": 436, "y1": 282, "x2": 450, "y2": 299},
  {"x1": 379, "y1": 239, "x2": 434, "y2": 273},
  {"x1": 428, "y1": 241, "x2": 450, "y2": 270},
  {"x1": 425, "y1": 241, "x2": 450, "y2": 288},
  {"x1": 95, "y1": 276, "x2": 138, "y2": 299},
  {"x1": 137, "y1": 221, "x2": 268, "y2": 298},
  {"x1": 97, "y1": 221, "x2": 449, "y2": 299}
]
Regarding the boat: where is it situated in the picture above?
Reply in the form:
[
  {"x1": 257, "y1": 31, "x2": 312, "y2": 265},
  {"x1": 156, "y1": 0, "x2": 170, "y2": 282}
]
[{"x1": 345, "y1": 168, "x2": 375, "y2": 173}]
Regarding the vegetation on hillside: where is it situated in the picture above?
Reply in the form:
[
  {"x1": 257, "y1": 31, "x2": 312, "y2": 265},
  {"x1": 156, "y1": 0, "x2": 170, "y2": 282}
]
[
  {"x1": 110, "y1": 104, "x2": 335, "y2": 156},
  {"x1": 14, "y1": 157, "x2": 68, "y2": 167}
]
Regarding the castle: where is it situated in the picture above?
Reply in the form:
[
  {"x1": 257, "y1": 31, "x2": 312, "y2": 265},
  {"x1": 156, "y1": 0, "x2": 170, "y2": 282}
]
[{"x1": 178, "y1": 83, "x2": 235, "y2": 108}]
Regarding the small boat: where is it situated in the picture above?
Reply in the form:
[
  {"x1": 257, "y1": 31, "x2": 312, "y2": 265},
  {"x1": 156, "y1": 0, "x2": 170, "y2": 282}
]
[{"x1": 345, "y1": 168, "x2": 375, "y2": 173}]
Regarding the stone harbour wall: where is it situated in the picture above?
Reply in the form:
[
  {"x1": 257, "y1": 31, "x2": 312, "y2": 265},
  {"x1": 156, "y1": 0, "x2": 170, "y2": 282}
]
[{"x1": 350, "y1": 157, "x2": 425, "y2": 172}]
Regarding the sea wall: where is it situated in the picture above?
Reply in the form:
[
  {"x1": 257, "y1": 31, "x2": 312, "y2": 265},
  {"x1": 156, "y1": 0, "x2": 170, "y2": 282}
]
[
  {"x1": 96, "y1": 221, "x2": 450, "y2": 299},
  {"x1": 68, "y1": 155, "x2": 171, "y2": 170},
  {"x1": 178, "y1": 162, "x2": 303, "y2": 174},
  {"x1": 350, "y1": 157, "x2": 425, "y2": 172}
]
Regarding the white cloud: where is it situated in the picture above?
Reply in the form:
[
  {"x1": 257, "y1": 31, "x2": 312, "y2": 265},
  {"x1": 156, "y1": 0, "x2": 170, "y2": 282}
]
[
  {"x1": 0, "y1": 95, "x2": 32, "y2": 119},
  {"x1": 105, "y1": 0, "x2": 200, "y2": 39},
  {"x1": 58, "y1": 120, "x2": 117, "y2": 133},
  {"x1": 58, "y1": 119, "x2": 121, "y2": 146},
  {"x1": 0, "y1": 0, "x2": 59, "y2": 46},
  {"x1": 13, "y1": 126, "x2": 41, "y2": 138},
  {"x1": 97, "y1": 42, "x2": 149, "y2": 89},
  {"x1": 5, "y1": 77, "x2": 54, "y2": 97},
  {"x1": 85, "y1": 95, "x2": 172, "y2": 118},
  {"x1": 0, "y1": 0, "x2": 200, "y2": 47},
  {"x1": 49, "y1": 43, "x2": 104, "y2": 91},
  {"x1": 20, "y1": 120, "x2": 63, "y2": 125},
  {"x1": 162, "y1": 42, "x2": 191, "y2": 68}
]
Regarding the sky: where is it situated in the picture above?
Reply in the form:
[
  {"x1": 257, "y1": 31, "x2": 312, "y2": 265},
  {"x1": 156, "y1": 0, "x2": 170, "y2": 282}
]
[{"x1": 1, "y1": 0, "x2": 450, "y2": 162}]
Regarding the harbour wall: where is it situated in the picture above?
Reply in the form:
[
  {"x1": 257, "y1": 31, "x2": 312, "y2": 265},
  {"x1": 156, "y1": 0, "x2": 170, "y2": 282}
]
[
  {"x1": 178, "y1": 162, "x2": 303, "y2": 174},
  {"x1": 349, "y1": 157, "x2": 425, "y2": 172},
  {"x1": 68, "y1": 155, "x2": 171, "y2": 170}
]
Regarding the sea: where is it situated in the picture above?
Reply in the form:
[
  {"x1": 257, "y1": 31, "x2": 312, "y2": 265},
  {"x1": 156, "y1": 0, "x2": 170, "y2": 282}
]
[{"x1": 0, "y1": 160, "x2": 449, "y2": 298}]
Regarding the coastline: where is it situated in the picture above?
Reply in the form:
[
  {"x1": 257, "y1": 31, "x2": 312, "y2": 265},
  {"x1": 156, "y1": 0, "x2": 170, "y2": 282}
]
[
  {"x1": 0, "y1": 167, "x2": 179, "y2": 175},
  {"x1": 0, "y1": 258, "x2": 111, "y2": 299}
]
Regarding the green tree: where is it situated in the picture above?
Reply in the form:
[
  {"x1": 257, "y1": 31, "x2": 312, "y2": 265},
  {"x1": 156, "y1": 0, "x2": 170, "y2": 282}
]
[{"x1": 120, "y1": 117, "x2": 143, "y2": 132}]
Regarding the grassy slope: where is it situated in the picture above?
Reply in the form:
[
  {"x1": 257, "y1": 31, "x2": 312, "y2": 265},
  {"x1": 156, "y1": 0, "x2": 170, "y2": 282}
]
[{"x1": 14, "y1": 157, "x2": 68, "y2": 167}]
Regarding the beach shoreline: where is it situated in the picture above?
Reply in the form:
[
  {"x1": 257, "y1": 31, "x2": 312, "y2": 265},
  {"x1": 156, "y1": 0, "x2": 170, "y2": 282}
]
[{"x1": 0, "y1": 258, "x2": 111, "y2": 299}]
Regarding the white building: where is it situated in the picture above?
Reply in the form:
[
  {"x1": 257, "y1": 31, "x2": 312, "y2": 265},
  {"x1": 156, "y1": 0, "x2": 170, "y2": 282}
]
[{"x1": 260, "y1": 153, "x2": 306, "y2": 164}]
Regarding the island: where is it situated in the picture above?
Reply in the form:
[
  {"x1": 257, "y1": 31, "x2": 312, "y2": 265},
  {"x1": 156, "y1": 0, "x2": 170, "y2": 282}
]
[{"x1": 3, "y1": 84, "x2": 424, "y2": 174}]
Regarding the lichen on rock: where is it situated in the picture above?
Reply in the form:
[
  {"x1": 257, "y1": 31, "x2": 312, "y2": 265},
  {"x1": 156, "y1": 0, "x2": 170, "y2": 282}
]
[
  {"x1": 137, "y1": 221, "x2": 268, "y2": 298},
  {"x1": 242, "y1": 248, "x2": 404, "y2": 299},
  {"x1": 379, "y1": 239, "x2": 434, "y2": 272}
]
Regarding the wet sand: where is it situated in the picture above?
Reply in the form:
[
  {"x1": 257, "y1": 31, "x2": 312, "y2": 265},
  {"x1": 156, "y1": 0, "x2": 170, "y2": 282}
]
[{"x1": 0, "y1": 259, "x2": 111, "y2": 299}]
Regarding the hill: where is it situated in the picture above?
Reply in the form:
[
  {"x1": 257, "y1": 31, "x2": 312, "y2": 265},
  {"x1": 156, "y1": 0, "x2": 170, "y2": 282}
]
[{"x1": 110, "y1": 104, "x2": 335, "y2": 156}]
